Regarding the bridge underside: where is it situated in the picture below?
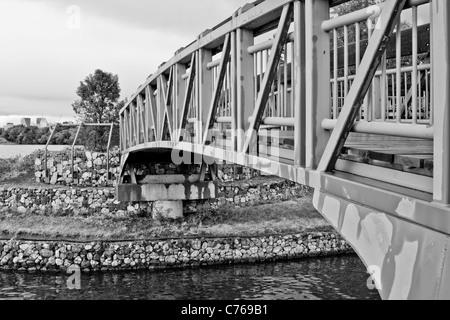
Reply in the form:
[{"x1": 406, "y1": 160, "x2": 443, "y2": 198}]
[{"x1": 118, "y1": 142, "x2": 450, "y2": 299}]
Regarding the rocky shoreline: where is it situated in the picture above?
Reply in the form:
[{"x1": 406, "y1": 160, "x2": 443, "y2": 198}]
[
  {"x1": 0, "y1": 232, "x2": 353, "y2": 273},
  {"x1": 0, "y1": 177, "x2": 309, "y2": 217}
]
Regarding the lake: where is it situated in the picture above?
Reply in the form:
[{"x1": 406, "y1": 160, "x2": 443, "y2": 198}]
[{"x1": 0, "y1": 145, "x2": 72, "y2": 159}]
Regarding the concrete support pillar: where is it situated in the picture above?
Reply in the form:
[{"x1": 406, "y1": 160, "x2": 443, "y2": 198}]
[{"x1": 117, "y1": 171, "x2": 218, "y2": 220}]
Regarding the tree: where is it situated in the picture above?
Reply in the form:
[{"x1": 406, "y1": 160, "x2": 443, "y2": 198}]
[
  {"x1": 72, "y1": 69, "x2": 125, "y2": 124},
  {"x1": 1, "y1": 125, "x2": 52, "y2": 145},
  {"x1": 72, "y1": 69, "x2": 125, "y2": 151}
]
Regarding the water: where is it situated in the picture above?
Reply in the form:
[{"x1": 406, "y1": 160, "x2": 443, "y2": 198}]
[
  {"x1": 0, "y1": 255, "x2": 380, "y2": 300},
  {"x1": 0, "y1": 145, "x2": 70, "y2": 159}
]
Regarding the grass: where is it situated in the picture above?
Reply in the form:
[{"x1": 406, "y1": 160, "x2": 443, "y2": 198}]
[
  {"x1": 0, "y1": 152, "x2": 39, "y2": 185},
  {"x1": 0, "y1": 197, "x2": 332, "y2": 241}
]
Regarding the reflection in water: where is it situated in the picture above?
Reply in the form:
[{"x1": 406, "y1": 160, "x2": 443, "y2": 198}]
[{"x1": 0, "y1": 255, "x2": 380, "y2": 300}]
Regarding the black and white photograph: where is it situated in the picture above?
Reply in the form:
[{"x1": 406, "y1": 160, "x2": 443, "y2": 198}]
[{"x1": 0, "y1": 0, "x2": 448, "y2": 304}]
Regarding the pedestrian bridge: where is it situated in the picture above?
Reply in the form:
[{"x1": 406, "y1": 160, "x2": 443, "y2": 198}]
[{"x1": 117, "y1": 0, "x2": 450, "y2": 300}]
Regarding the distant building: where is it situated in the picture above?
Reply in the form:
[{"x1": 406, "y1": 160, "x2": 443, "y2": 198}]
[
  {"x1": 20, "y1": 118, "x2": 31, "y2": 127},
  {"x1": 36, "y1": 118, "x2": 48, "y2": 128},
  {"x1": 5, "y1": 123, "x2": 14, "y2": 131}
]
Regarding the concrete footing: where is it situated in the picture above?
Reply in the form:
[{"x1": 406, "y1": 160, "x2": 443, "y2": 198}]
[
  {"x1": 117, "y1": 173, "x2": 218, "y2": 221},
  {"x1": 117, "y1": 181, "x2": 217, "y2": 202},
  {"x1": 152, "y1": 200, "x2": 184, "y2": 220}
]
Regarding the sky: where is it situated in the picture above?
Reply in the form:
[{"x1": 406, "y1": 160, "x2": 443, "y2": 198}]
[
  {"x1": 0, "y1": 0, "x2": 431, "y2": 127},
  {"x1": 0, "y1": 0, "x2": 251, "y2": 126}
]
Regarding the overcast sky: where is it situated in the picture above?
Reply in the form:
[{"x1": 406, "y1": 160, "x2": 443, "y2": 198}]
[
  {"x1": 0, "y1": 0, "x2": 251, "y2": 126},
  {"x1": 0, "y1": 0, "x2": 430, "y2": 127}
]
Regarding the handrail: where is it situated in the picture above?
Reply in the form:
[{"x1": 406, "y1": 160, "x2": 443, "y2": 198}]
[
  {"x1": 206, "y1": 59, "x2": 221, "y2": 70},
  {"x1": 247, "y1": 32, "x2": 295, "y2": 55},
  {"x1": 322, "y1": 118, "x2": 434, "y2": 139},
  {"x1": 248, "y1": 116, "x2": 295, "y2": 127},
  {"x1": 322, "y1": 0, "x2": 429, "y2": 31},
  {"x1": 189, "y1": 30, "x2": 296, "y2": 70},
  {"x1": 329, "y1": 64, "x2": 431, "y2": 82}
]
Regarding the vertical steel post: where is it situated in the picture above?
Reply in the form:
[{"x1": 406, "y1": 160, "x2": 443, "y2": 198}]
[
  {"x1": 412, "y1": 5, "x2": 419, "y2": 125},
  {"x1": 432, "y1": 0, "x2": 450, "y2": 205},
  {"x1": 236, "y1": 25, "x2": 255, "y2": 153},
  {"x1": 157, "y1": 77, "x2": 166, "y2": 141},
  {"x1": 396, "y1": 19, "x2": 402, "y2": 123},
  {"x1": 107, "y1": 123, "x2": 114, "y2": 184},
  {"x1": 71, "y1": 123, "x2": 83, "y2": 181},
  {"x1": 198, "y1": 43, "x2": 213, "y2": 145},
  {"x1": 119, "y1": 113, "x2": 124, "y2": 151},
  {"x1": 136, "y1": 94, "x2": 141, "y2": 144},
  {"x1": 294, "y1": 0, "x2": 306, "y2": 167},
  {"x1": 305, "y1": 0, "x2": 330, "y2": 169},
  {"x1": 175, "y1": 63, "x2": 187, "y2": 138},
  {"x1": 44, "y1": 123, "x2": 59, "y2": 181}
]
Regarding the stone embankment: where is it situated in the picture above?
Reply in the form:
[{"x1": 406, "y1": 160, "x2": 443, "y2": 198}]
[
  {"x1": 33, "y1": 146, "x2": 260, "y2": 188},
  {"x1": 0, "y1": 178, "x2": 309, "y2": 217},
  {"x1": 34, "y1": 147, "x2": 121, "y2": 187},
  {"x1": 0, "y1": 233, "x2": 353, "y2": 273}
]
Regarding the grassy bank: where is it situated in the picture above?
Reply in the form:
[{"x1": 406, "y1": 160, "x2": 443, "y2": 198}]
[
  {"x1": 0, "y1": 152, "x2": 37, "y2": 185},
  {"x1": 0, "y1": 152, "x2": 332, "y2": 241},
  {"x1": 0, "y1": 197, "x2": 332, "y2": 241}
]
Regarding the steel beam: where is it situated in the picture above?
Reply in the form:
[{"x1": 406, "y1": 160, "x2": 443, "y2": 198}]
[
  {"x1": 203, "y1": 33, "x2": 231, "y2": 145},
  {"x1": 137, "y1": 94, "x2": 146, "y2": 144},
  {"x1": 145, "y1": 85, "x2": 158, "y2": 142},
  {"x1": 198, "y1": 47, "x2": 213, "y2": 144},
  {"x1": 242, "y1": 3, "x2": 294, "y2": 154},
  {"x1": 164, "y1": 68, "x2": 175, "y2": 140},
  {"x1": 174, "y1": 63, "x2": 187, "y2": 136},
  {"x1": 124, "y1": 108, "x2": 130, "y2": 149},
  {"x1": 130, "y1": 101, "x2": 137, "y2": 146},
  {"x1": 178, "y1": 53, "x2": 197, "y2": 141},
  {"x1": 159, "y1": 69, "x2": 174, "y2": 141},
  {"x1": 157, "y1": 75, "x2": 168, "y2": 141},
  {"x1": 136, "y1": 94, "x2": 141, "y2": 145}
]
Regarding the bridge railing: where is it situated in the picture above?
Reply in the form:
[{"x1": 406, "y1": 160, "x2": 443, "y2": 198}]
[
  {"x1": 322, "y1": 0, "x2": 432, "y2": 139},
  {"x1": 119, "y1": 0, "x2": 303, "y2": 156},
  {"x1": 120, "y1": 0, "x2": 434, "y2": 154},
  {"x1": 120, "y1": 0, "x2": 450, "y2": 204},
  {"x1": 329, "y1": 64, "x2": 432, "y2": 123}
]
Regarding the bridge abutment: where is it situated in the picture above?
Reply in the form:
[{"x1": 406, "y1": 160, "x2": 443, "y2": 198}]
[{"x1": 116, "y1": 160, "x2": 218, "y2": 220}]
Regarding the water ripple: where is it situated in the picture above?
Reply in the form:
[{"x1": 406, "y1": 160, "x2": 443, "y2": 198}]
[{"x1": 0, "y1": 255, "x2": 380, "y2": 300}]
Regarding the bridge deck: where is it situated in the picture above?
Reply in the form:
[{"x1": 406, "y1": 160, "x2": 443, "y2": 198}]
[
  {"x1": 342, "y1": 133, "x2": 434, "y2": 177},
  {"x1": 215, "y1": 130, "x2": 434, "y2": 177}
]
